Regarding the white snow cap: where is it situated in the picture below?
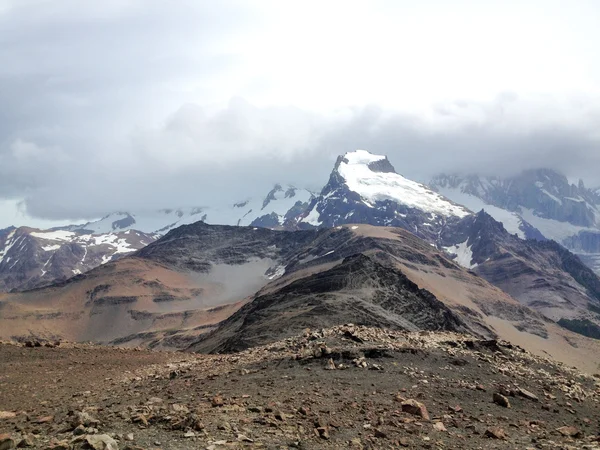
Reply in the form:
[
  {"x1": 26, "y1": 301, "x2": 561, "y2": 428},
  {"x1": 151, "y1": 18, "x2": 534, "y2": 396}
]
[{"x1": 337, "y1": 150, "x2": 470, "y2": 218}]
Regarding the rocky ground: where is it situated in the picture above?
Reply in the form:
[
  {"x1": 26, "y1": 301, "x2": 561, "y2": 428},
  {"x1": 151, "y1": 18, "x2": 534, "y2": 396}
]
[{"x1": 1, "y1": 325, "x2": 599, "y2": 449}]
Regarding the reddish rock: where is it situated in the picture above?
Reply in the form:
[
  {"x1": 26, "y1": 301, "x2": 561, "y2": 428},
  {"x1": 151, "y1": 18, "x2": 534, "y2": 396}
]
[
  {"x1": 485, "y1": 427, "x2": 506, "y2": 439},
  {"x1": 401, "y1": 399, "x2": 430, "y2": 421}
]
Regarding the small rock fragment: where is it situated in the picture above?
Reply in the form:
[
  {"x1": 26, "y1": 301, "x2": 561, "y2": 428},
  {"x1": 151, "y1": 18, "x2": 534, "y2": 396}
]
[
  {"x1": 211, "y1": 395, "x2": 224, "y2": 407},
  {"x1": 485, "y1": 427, "x2": 506, "y2": 439},
  {"x1": 556, "y1": 426, "x2": 582, "y2": 438},
  {"x1": 516, "y1": 387, "x2": 539, "y2": 402},
  {"x1": 433, "y1": 422, "x2": 447, "y2": 432},
  {"x1": 493, "y1": 393, "x2": 511, "y2": 408},
  {"x1": 0, "y1": 434, "x2": 15, "y2": 450},
  {"x1": 401, "y1": 399, "x2": 430, "y2": 421},
  {"x1": 85, "y1": 434, "x2": 118, "y2": 450}
]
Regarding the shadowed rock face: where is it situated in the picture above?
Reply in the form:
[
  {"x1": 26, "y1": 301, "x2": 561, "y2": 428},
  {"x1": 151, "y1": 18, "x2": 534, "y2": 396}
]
[
  {"x1": 189, "y1": 253, "x2": 470, "y2": 353},
  {"x1": 442, "y1": 211, "x2": 600, "y2": 333}
]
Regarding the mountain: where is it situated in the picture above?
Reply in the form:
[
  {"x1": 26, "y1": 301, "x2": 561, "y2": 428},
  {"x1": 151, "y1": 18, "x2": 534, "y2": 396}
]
[
  {"x1": 0, "y1": 184, "x2": 312, "y2": 292},
  {"x1": 431, "y1": 170, "x2": 600, "y2": 274},
  {"x1": 441, "y1": 211, "x2": 600, "y2": 339},
  {"x1": 297, "y1": 150, "x2": 470, "y2": 241},
  {"x1": 1, "y1": 221, "x2": 599, "y2": 372},
  {"x1": 71, "y1": 184, "x2": 314, "y2": 235},
  {"x1": 0, "y1": 227, "x2": 157, "y2": 292}
]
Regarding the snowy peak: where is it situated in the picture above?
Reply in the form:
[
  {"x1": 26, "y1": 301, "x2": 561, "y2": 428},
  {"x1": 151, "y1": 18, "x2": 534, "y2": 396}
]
[
  {"x1": 298, "y1": 149, "x2": 471, "y2": 241},
  {"x1": 330, "y1": 149, "x2": 470, "y2": 218}
]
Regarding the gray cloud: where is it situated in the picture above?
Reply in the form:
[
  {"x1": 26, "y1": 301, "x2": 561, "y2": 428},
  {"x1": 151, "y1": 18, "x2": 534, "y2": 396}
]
[{"x1": 1, "y1": 1, "x2": 599, "y2": 223}]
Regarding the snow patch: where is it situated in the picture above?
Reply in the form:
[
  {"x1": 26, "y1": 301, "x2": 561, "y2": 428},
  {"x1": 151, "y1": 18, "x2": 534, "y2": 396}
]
[
  {"x1": 338, "y1": 151, "x2": 470, "y2": 218},
  {"x1": 444, "y1": 240, "x2": 477, "y2": 269}
]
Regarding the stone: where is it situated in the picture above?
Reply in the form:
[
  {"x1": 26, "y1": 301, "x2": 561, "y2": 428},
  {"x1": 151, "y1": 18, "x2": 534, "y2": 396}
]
[
  {"x1": 316, "y1": 427, "x2": 330, "y2": 440},
  {"x1": 85, "y1": 434, "x2": 119, "y2": 450},
  {"x1": 556, "y1": 426, "x2": 582, "y2": 438},
  {"x1": 433, "y1": 422, "x2": 447, "y2": 432},
  {"x1": 71, "y1": 411, "x2": 99, "y2": 428},
  {"x1": 46, "y1": 441, "x2": 70, "y2": 450},
  {"x1": 124, "y1": 434, "x2": 134, "y2": 442},
  {"x1": 485, "y1": 427, "x2": 507, "y2": 439},
  {"x1": 73, "y1": 425, "x2": 86, "y2": 436},
  {"x1": 0, "y1": 434, "x2": 15, "y2": 450},
  {"x1": 237, "y1": 434, "x2": 253, "y2": 443},
  {"x1": 211, "y1": 395, "x2": 224, "y2": 407},
  {"x1": 517, "y1": 387, "x2": 539, "y2": 402},
  {"x1": 16, "y1": 436, "x2": 34, "y2": 448},
  {"x1": 401, "y1": 399, "x2": 430, "y2": 421},
  {"x1": 0, "y1": 412, "x2": 16, "y2": 420},
  {"x1": 35, "y1": 415, "x2": 53, "y2": 424},
  {"x1": 325, "y1": 358, "x2": 336, "y2": 370},
  {"x1": 493, "y1": 393, "x2": 511, "y2": 408},
  {"x1": 132, "y1": 414, "x2": 148, "y2": 427}
]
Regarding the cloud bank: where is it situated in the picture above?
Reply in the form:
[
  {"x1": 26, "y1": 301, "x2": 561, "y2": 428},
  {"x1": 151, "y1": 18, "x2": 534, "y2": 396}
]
[{"x1": 0, "y1": 0, "x2": 599, "y2": 224}]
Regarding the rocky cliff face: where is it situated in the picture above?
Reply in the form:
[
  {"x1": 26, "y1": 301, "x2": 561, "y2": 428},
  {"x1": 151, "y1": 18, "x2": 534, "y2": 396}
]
[
  {"x1": 441, "y1": 211, "x2": 600, "y2": 338},
  {"x1": 0, "y1": 227, "x2": 157, "y2": 292},
  {"x1": 431, "y1": 169, "x2": 600, "y2": 274}
]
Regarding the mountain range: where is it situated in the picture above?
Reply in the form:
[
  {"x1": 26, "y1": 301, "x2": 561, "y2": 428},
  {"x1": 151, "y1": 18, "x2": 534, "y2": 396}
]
[{"x1": 1, "y1": 149, "x2": 600, "y2": 374}]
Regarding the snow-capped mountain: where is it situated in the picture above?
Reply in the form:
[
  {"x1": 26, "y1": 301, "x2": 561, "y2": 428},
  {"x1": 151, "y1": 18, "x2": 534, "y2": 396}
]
[
  {"x1": 431, "y1": 170, "x2": 600, "y2": 274},
  {"x1": 0, "y1": 227, "x2": 157, "y2": 292},
  {"x1": 298, "y1": 150, "x2": 470, "y2": 240},
  {"x1": 71, "y1": 184, "x2": 313, "y2": 235}
]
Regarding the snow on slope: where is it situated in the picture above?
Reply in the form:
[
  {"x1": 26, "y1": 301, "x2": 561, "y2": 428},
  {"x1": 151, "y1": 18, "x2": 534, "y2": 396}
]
[
  {"x1": 0, "y1": 227, "x2": 159, "y2": 292},
  {"x1": 435, "y1": 187, "x2": 527, "y2": 238},
  {"x1": 443, "y1": 239, "x2": 477, "y2": 269},
  {"x1": 73, "y1": 185, "x2": 313, "y2": 235},
  {"x1": 337, "y1": 150, "x2": 470, "y2": 218}
]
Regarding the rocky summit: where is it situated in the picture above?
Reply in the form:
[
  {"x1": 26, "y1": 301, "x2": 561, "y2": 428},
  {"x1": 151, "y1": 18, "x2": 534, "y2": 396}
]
[{"x1": 0, "y1": 325, "x2": 599, "y2": 449}]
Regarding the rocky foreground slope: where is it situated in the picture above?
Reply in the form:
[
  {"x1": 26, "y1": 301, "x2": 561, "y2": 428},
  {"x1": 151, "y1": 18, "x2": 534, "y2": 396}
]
[{"x1": 1, "y1": 325, "x2": 599, "y2": 449}]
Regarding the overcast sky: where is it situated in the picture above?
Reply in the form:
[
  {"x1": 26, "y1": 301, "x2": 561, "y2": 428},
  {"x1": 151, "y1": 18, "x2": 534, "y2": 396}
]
[{"x1": 1, "y1": 0, "x2": 599, "y2": 228}]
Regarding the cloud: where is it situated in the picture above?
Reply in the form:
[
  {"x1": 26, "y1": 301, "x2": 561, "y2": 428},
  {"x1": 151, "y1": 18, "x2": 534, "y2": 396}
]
[{"x1": 1, "y1": 1, "x2": 600, "y2": 224}]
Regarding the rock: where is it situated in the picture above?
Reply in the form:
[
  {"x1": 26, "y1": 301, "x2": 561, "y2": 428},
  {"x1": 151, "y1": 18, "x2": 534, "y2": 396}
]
[
  {"x1": 16, "y1": 436, "x2": 33, "y2": 448},
  {"x1": 517, "y1": 387, "x2": 539, "y2": 402},
  {"x1": 46, "y1": 441, "x2": 70, "y2": 450},
  {"x1": 237, "y1": 434, "x2": 253, "y2": 443},
  {"x1": 401, "y1": 399, "x2": 430, "y2": 421},
  {"x1": 298, "y1": 406, "x2": 309, "y2": 416},
  {"x1": 433, "y1": 422, "x2": 447, "y2": 432},
  {"x1": 556, "y1": 426, "x2": 582, "y2": 438},
  {"x1": 211, "y1": 395, "x2": 224, "y2": 407},
  {"x1": 0, "y1": 434, "x2": 15, "y2": 450},
  {"x1": 0, "y1": 412, "x2": 16, "y2": 420},
  {"x1": 316, "y1": 427, "x2": 330, "y2": 440},
  {"x1": 325, "y1": 358, "x2": 336, "y2": 370},
  {"x1": 71, "y1": 411, "x2": 99, "y2": 428},
  {"x1": 183, "y1": 431, "x2": 195, "y2": 438},
  {"x1": 132, "y1": 414, "x2": 148, "y2": 427},
  {"x1": 485, "y1": 427, "x2": 506, "y2": 439},
  {"x1": 123, "y1": 434, "x2": 134, "y2": 442},
  {"x1": 493, "y1": 393, "x2": 511, "y2": 408},
  {"x1": 35, "y1": 415, "x2": 53, "y2": 424},
  {"x1": 85, "y1": 434, "x2": 119, "y2": 450},
  {"x1": 73, "y1": 425, "x2": 86, "y2": 436}
]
